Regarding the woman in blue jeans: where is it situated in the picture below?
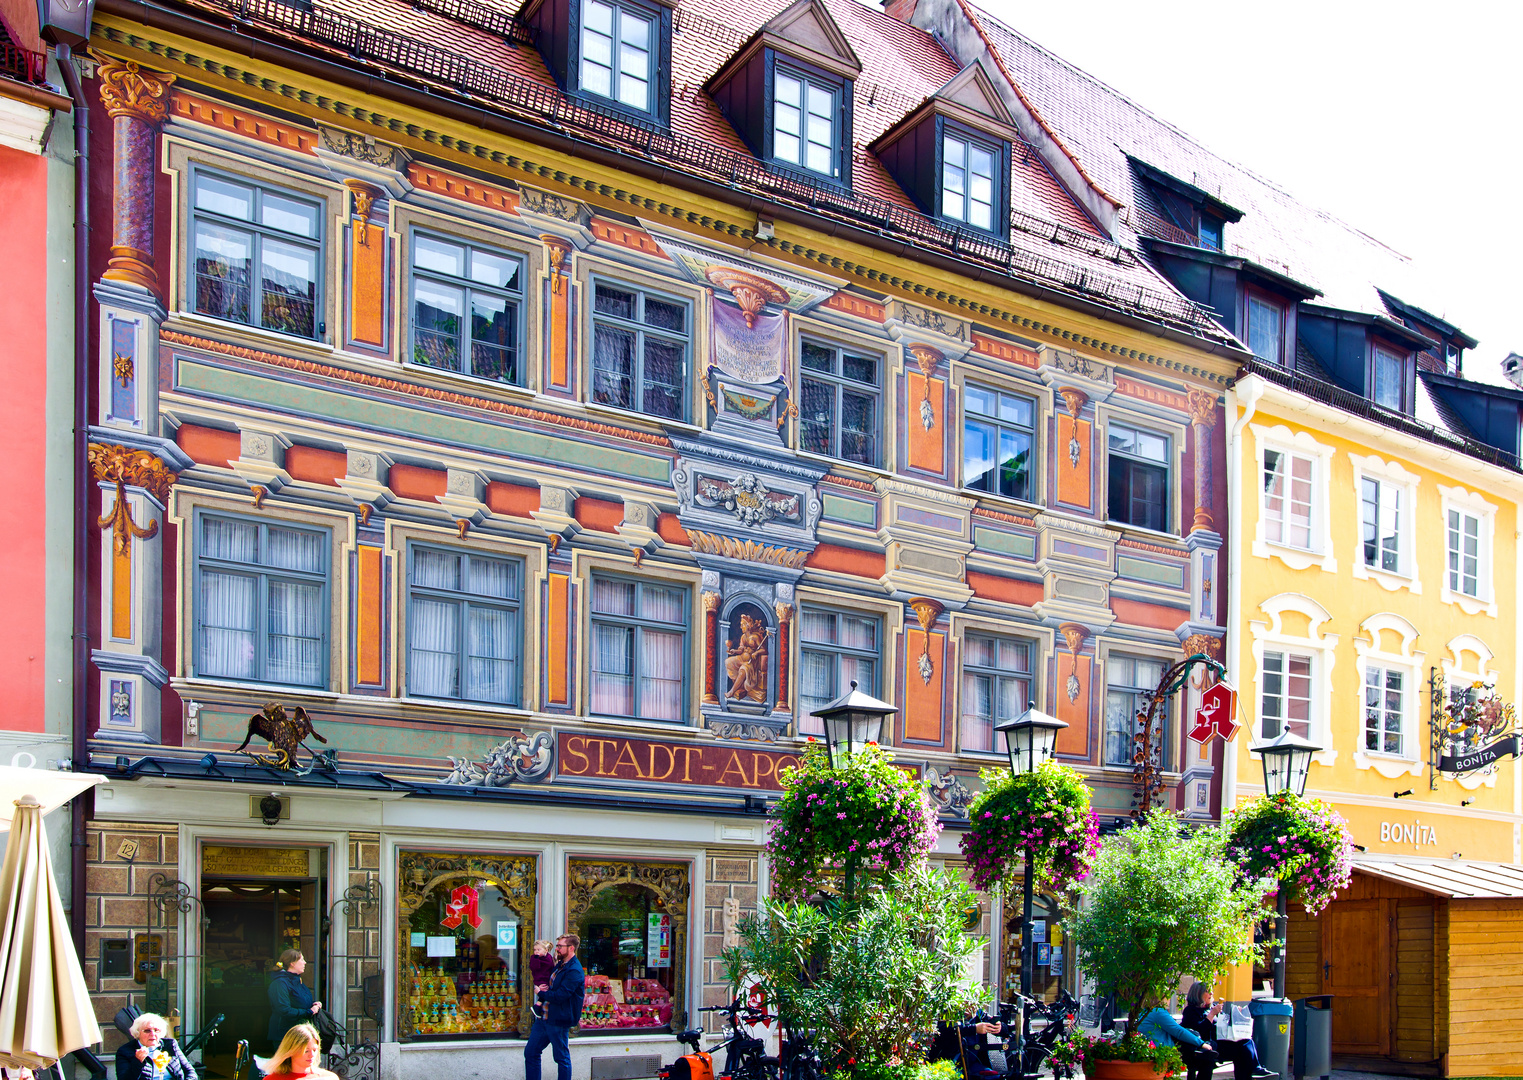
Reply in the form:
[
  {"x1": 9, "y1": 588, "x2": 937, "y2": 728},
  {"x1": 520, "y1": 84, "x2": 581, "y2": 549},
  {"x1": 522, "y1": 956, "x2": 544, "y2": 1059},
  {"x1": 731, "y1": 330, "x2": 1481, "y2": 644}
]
[{"x1": 1181, "y1": 985, "x2": 1277, "y2": 1080}]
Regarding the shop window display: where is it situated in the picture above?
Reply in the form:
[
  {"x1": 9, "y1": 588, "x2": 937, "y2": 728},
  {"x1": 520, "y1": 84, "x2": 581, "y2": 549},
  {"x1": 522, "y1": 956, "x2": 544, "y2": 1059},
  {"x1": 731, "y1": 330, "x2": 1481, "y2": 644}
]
[
  {"x1": 1002, "y1": 893, "x2": 1068, "y2": 1002},
  {"x1": 567, "y1": 858, "x2": 689, "y2": 1032},
  {"x1": 397, "y1": 851, "x2": 537, "y2": 1040}
]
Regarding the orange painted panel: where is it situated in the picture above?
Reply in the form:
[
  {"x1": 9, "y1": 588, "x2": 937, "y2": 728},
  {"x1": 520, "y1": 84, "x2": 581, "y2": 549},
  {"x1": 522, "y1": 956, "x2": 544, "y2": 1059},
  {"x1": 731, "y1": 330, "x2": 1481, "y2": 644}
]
[
  {"x1": 547, "y1": 573, "x2": 569, "y2": 705},
  {"x1": 486, "y1": 481, "x2": 541, "y2": 517},
  {"x1": 1055, "y1": 655, "x2": 1091, "y2": 757},
  {"x1": 285, "y1": 444, "x2": 346, "y2": 486},
  {"x1": 388, "y1": 464, "x2": 447, "y2": 502},
  {"x1": 574, "y1": 497, "x2": 623, "y2": 533},
  {"x1": 111, "y1": 540, "x2": 132, "y2": 640},
  {"x1": 350, "y1": 222, "x2": 386, "y2": 346},
  {"x1": 176, "y1": 424, "x2": 240, "y2": 468},
  {"x1": 906, "y1": 373, "x2": 945, "y2": 475},
  {"x1": 549, "y1": 275, "x2": 569, "y2": 389},
  {"x1": 903, "y1": 629, "x2": 945, "y2": 743},
  {"x1": 1111, "y1": 597, "x2": 1187, "y2": 632},
  {"x1": 356, "y1": 545, "x2": 383, "y2": 685},
  {"x1": 657, "y1": 513, "x2": 692, "y2": 546},
  {"x1": 965, "y1": 570, "x2": 1043, "y2": 607},
  {"x1": 1056, "y1": 417, "x2": 1091, "y2": 508},
  {"x1": 804, "y1": 543, "x2": 886, "y2": 577}
]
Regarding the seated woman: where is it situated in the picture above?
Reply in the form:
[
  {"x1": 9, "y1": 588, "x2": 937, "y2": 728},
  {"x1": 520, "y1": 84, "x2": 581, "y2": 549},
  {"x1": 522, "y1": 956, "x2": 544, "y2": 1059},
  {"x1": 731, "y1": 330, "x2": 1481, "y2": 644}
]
[
  {"x1": 258, "y1": 1023, "x2": 339, "y2": 1080},
  {"x1": 114, "y1": 1013, "x2": 197, "y2": 1080},
  {"x1": 1136, "y1": 1006, "x2": 1216, "y2": 1080},
  {"x1": 927, "y1": 1007, "x2": 1003, "y2": 1080},
  {"x1": 1181, "y1": 984, "x2": 1277, "y2": 1080}
]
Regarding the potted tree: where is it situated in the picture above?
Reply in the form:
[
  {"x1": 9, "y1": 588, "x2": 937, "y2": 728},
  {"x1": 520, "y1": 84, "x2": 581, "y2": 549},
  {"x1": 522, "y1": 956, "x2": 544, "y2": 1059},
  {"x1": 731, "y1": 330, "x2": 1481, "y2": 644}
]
[{"x1": 1069, "y1": 810, "x2": 1270, "y2": 1079}]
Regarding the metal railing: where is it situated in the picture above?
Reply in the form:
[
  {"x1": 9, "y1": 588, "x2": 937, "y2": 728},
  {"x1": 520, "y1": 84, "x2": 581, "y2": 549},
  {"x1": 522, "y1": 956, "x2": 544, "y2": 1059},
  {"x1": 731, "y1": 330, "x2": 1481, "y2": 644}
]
[
  {"x1": 206, "y1": 0, "x2": 1225, "y2": 335},
  {"x1": 0, "y1": 38, "x2": 46, "y2": 85}
]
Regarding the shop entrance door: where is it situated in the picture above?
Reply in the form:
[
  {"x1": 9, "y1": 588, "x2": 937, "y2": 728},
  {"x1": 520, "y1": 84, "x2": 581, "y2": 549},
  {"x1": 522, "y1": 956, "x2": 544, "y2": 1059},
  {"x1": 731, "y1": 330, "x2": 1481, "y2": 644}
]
[
  {"x1": 1321, "y1": 900, "x2": 1389, "y2": 1056},
  {"x1": 199, "y1": 862, "x2": 326, "y2": 1078}
]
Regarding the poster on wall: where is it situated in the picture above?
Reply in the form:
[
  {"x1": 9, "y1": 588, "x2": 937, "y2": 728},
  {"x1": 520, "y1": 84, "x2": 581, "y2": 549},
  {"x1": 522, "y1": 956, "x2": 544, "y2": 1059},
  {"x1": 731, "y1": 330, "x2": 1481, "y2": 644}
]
[
  {"x1": 497, "y1": 919, "x2": 518, "y2": 952},
  {"x1": 1048, "y1": 947, "x2": 1063, "y2": 975},
  {"x1": 1036, "y1": 943, "x2": 1051, "y2": 967},
  {"x1": 1030, "y1": 920, "x2": 1046, "y2": 943},
  {"x1": 647, "y1": 912, "x2": 672, "y2": 968}
]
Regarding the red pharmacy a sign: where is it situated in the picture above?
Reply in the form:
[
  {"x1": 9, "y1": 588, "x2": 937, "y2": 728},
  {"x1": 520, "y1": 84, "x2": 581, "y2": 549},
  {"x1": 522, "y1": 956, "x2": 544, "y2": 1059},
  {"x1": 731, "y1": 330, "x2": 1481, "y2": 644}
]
[{"x1": 1189, "y1": 681, "x2": 1239, "y2": 743}]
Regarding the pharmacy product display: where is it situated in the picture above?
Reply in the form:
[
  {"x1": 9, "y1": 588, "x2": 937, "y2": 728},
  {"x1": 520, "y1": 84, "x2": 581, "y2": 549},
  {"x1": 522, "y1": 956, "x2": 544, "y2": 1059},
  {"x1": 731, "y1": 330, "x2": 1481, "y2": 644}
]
[
  {"x1": 578, "y1": 976, "x2": 672, "y2": 1030},
  {"x1": 405, "y1": 964, "x2": 522, "y2": 1036}
]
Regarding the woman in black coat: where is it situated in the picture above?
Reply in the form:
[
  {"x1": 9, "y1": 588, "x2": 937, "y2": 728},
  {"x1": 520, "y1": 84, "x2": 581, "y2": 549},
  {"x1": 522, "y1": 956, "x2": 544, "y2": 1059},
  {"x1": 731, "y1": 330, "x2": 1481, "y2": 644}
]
[
  {"x1": 268, "y1": 949, "x2": 323, "y2": 1046},
  {"x1": 1181, "y1": 983, "x2": 1276, "y2": 1080},
  {"x1": 115, "y1": 1013, "x2": 196, "y2": 1080}
]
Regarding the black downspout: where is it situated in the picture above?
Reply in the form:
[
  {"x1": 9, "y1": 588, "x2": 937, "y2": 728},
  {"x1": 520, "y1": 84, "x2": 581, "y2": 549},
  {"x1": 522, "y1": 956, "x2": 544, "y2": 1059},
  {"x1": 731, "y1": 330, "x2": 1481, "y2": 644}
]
[{"x1": 57, "y1": 40, "x2": 92, "y2": 965}]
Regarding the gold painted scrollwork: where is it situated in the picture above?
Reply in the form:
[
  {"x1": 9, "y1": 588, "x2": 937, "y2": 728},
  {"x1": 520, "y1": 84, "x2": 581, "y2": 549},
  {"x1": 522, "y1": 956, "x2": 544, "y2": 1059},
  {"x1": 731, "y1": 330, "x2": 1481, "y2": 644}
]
[
  {"x1": 94, "y1": 57, "x2": 176, "y2": 124},
  {"x1": 88, "y1": 443, "x2": 177, "y2": 556}
]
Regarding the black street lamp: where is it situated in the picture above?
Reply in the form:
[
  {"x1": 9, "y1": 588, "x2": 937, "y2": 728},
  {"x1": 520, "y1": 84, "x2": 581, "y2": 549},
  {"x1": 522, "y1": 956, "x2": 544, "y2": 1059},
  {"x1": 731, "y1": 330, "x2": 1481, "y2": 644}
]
[
  {"x1": 1250, "y1": 728, "x2": 1322, "y2": 999},
  {"x1": 995, "y1": 707, "x2": 1068, "y2": 1075},
  {"x1": 811, "y1": 680, "x2": 897, "y2": 771}
]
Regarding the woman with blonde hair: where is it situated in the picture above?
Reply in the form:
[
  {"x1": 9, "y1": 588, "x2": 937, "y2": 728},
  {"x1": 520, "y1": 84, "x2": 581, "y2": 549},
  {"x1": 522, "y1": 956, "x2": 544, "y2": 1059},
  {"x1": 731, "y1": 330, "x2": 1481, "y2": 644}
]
[{"x1": 258, "y1": 1023, "x2": 337, "y2": 1080}]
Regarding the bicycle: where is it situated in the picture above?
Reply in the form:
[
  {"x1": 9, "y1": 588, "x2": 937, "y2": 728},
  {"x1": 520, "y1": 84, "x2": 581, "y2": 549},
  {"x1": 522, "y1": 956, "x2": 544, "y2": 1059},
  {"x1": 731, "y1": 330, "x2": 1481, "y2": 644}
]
[
  {"x1": 659, "y1": 1000, "x2": 778, "y2": 1080},
  {"x1": 989, "y1": 990, "x2": 1078, "y2": 1080}
]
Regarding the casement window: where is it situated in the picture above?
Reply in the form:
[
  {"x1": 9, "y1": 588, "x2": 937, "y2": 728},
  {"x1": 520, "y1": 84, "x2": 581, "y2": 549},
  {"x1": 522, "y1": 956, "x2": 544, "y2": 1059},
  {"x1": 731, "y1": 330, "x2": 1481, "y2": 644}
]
[
  {"x1": 1197, "y1": 215, "x2": 1223, "y2": 251},
  {"x1": 799, "y1": 339, "x2": 880, "y2": 466},
  {"x1": 589, "y1": 576, "x2": 688, "y2": 721},
  {"x1": 961, "y1": 634, "x2": 1032, "y2": 754},
  {"x1": 1372, "y1": 346, "x2": 1410, "y2": 412},
  {"x1": 798, "y1": 608, "x2": 880, "y2": 736},
  {"x1": 195, "y1": 513, "x2": 327, "y2": 687},
  {"x1": 579, "y1": 0, "x2": 657, "y2": 113},
  {"x1": 1263, "y1": 448, "x2": 1314, "y2": 549},
  {"x1": 1260, "y1": 650, "x2": 1312, "y2": 740},
  {"x1": 1360, "y1": 477, "x2": 1403, "y2": 574},
  {"x1": 1108, "y1": 423, "x2": 1170, "y2": 532},
  {"x1": 1246, "y1": 295, "x2": 1284, "y2": 366},
  {"x1": 773, "y1": 66, "x2": 841, "y2": 178},
  {"x1": 591, "y1": 281, "x2": 689, "y2": 421},
  {"x1": 1103, "y1": 655, "x2": 1166, "y2": 768},
  {"x1": 963, "y1": 384, "x2": 1035, "y2": 501},
  {"x1": 1363, "y1": 664, "x2": 1406, "y2": 756},
  {"x1": 191, "y1": 171, "x2": 322, "y2": 339},
  {"x1": 1447, "y1": 509, "x2": 1483, "y2": 598},
  {"x1": 408, "y1": 545, "x2": 522, "y2": 706},
  {"x1": 409, "y1": 233, "x2": 524, "y2": 384},
  {"x1": 941, "y1": 130, "x2": 1000, "y2": 232}
]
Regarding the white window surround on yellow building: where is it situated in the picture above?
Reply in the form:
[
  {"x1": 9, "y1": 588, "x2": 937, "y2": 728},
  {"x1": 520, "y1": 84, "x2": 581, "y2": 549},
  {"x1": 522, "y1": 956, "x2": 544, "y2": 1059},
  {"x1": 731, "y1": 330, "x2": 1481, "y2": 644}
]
[
  {"x1": 1441, "y1": 633, "x2": 1500, "y2": 791},
  {"x1": 1348, "y1": 453, "x2": 1423, "y2": 594},
  {"x1": 1250, "y1": 423, "x2": 1337, "y2": 572},
  {"x1": 1437, "y1": 484, "x2": 1497, "y2": 618},
  {"x1": 1247, "y1": 592, "x2": 1338, "y2": 766},
  {"x1": 1351, "y1": 612, "x2": 1425, "y2": 779}
]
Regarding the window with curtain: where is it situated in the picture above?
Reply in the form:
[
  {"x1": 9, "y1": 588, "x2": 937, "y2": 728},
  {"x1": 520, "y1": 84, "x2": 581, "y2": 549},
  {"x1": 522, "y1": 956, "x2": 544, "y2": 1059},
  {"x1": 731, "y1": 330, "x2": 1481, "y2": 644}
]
[
  {"x1": 196, "y1": 513, "x2": 328, "y2": 687},
  {"x1": 799, "y1": 338, "x2": 879, "y2": 466},
  {"x1": 1103, "y1": 655, "x2": 1165, "y2": 768},
  {"x1": 1360, "y1": 476, "x2": 1402, "y2": 574},
  {"x1": 1108, "y1": 423, "x2": 1170, "y2": 532},
  {"x1": 579, "y1": 0, "x2": 657, "y2": 113},
  {"x1": 961, "y1": 634, "x2": 1031, "y2": 753},
  {"x1": 1262, "y1": 448, "x2": 1313, "y2": 549},
  {"x1": 1260, "y1": 650, "x2": 1312, "y2": 740},
  {"x1": 408, "y1": 545, "x2": 522, "y2": 706},
  {"x1": 798, "y1": 608, "x2": 880, "y2": 735},
  {"x1": 773, "y1": 66, "x2": 839, "y2": 178},
  {"x1": 409, "y1": 232, "x2": 523, "y2": 384},
  {"x1": 1363, "y1": 664, "x2": 1405, "y2": 756},
  {"x1": 1447, "y1": 508, "x2": 1483, "y2": 597},
  {"x1": 1372, "y1": 346, "x2": 1409, "y2": 412},
  {"x1": 1246, "y1": 295, "x2": 1284, "y2": 366},
  {"x1": 963, "y1": 384, "x2": 1035, "y2": 500},
  {"x1": 591, "y1": 281, "x2": 689, "y2": 421},
  {"x1": 589, "y1": 576, "x2": 687, "y2": 721},
  {"x1": 191, "y1": 170, "x2": 322, "y2": 339}
]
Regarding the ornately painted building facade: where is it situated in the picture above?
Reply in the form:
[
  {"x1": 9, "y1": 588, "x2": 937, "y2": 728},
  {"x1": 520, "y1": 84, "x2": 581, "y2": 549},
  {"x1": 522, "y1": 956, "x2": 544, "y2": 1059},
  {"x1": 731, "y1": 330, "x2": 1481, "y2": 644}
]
[{"x1": 68, "y1": 0, "x2": 1244, "y2": 1073}]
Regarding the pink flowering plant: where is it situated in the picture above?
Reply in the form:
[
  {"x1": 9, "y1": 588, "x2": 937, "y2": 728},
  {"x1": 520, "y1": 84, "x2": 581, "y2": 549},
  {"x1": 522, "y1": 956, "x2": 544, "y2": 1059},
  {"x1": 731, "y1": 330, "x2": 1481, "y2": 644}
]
[
  {"x1": 766, "y1": 741, "x2": 941, "y2": 902},
  {"x1": 1224, "y1": 790, "x2": 1353, "y2": 917},
  {"x1": 958, "y1": 760, "x2": 1100, "y2": 897},
  {"x1": 1073, "y1": 1030, "x2": 1184, "y2": 1076}
]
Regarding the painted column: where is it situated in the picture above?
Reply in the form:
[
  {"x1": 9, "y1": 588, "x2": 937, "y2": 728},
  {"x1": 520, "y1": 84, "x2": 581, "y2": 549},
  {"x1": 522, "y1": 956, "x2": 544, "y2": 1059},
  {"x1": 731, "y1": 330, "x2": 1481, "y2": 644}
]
[
  {"x1": 773, "y1": 602, "x2": 792, "y2": 717},
  {"x1": 702, "y1": 591, "x2": 721, "y2": 706},
  {"x1": 96, "y1": 59, "x2": 174, "y2": 296},
  {"x1": 1187, "y1": 389, "x2": 1218, "y2": 534}
]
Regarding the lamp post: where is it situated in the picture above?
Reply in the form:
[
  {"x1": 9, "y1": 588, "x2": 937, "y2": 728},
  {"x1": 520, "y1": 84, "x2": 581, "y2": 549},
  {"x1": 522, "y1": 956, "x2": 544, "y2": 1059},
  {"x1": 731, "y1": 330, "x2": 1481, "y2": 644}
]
[
  {"x1": 810, "y1": 680, "x2": 898, "y2": 899},
  {"x1": 1250, "y1": 728, "x2": 1321, "y2": 999},
  {"x1": 994, "y1": 707, "x2": 1067, "y2": 1076}
]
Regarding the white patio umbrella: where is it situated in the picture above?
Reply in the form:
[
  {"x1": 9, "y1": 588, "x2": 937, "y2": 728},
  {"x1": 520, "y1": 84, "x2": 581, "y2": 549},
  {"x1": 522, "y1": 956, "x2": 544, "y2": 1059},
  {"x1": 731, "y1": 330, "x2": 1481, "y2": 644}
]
[{"x1": 0, "y1": 787, "x2": 104, "y2": 1068}]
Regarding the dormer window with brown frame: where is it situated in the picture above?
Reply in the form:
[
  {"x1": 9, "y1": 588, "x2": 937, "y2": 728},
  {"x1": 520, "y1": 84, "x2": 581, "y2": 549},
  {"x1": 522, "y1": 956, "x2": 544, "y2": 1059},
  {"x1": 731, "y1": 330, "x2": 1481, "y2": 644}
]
[
  {"x1": 1244, "y1": 288, "x2": 1287, "y2": 368},
  {"x1": 706, "y1": 0, "x2": 861, "y2": 189},
  {"x1": 872, "y1": 61, "x2": 1020, "y2": 239},
  {"x1": 1371, "y1": 343, "x2": 1414, "y2": 414},
  {"x1": 523, "y1": 0, "x2": 674, "y2": 126}
]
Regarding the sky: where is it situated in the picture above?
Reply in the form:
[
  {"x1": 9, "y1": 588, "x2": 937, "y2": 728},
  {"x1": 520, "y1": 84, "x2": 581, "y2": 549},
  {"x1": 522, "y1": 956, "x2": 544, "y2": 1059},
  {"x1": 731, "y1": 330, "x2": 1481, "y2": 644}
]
[{"x1": 975, "y1": 0, "x2": 1523, "y2": 378}]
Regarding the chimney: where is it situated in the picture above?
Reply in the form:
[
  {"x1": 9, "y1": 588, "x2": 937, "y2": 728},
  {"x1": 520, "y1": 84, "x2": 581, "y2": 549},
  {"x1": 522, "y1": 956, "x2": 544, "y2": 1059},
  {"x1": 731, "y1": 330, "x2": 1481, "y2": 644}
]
[{"x1": 882, "y1": 0, "x2": 918, "y2": 23}]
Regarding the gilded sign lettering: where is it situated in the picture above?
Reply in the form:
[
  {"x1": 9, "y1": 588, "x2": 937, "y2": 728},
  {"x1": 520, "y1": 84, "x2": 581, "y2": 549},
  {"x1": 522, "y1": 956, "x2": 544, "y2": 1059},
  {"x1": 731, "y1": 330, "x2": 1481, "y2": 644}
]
[{"x1": 556, "y1": 733, "x2": 797, "y2": 791}]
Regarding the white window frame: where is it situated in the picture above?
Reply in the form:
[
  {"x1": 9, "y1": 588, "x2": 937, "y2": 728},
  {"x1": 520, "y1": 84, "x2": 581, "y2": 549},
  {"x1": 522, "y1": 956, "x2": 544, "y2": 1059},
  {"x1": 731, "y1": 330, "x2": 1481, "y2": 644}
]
[
  {"x1": 1248, "y1": 592, "x2": 1338, "y2": 771},
  {"x1": 1351, "y1": 612, "x2": 1424, "y2": 778},
  {"x1": 1349, "y1": 453, "x2": 1421, "y2": 594},
  {"x1": 578, "y1": 0, "x2": 658, "y2": 115},
  {"x1": 1438, "y1": 484, "x2": 1496, "y2": 617},
  {"x1": 1250, "y1": 424, "x2": 1335, "y2": 572},
  {"x1": 1440, "y1": 634, "x2": 1500, "y2": 791}
]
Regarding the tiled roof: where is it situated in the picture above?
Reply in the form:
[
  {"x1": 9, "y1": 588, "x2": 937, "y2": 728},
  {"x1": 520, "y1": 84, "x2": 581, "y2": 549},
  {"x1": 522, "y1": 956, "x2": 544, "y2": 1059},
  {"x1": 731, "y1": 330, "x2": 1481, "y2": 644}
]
[{"x1": 156, "y1": 0, "x2": 1231, "y2": 340}]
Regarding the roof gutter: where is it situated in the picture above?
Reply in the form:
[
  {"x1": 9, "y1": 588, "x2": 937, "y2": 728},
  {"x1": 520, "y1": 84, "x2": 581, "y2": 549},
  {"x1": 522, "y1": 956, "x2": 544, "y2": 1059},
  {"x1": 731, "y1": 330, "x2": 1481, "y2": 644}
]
[{"x1": 96, "y1": 0, "x2": 1250, "y2": 367}]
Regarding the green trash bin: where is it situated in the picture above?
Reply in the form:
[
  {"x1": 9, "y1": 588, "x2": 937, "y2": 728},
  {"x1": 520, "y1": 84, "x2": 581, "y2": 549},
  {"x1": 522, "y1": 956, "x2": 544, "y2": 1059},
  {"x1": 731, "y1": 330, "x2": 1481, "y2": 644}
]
[
  {"x1": 1293, "y1": 996, "x2": 1333, "y2": 1080},
  {"x1": 1249, "y1": 998, "x2": 1293, "y2": 1080}
]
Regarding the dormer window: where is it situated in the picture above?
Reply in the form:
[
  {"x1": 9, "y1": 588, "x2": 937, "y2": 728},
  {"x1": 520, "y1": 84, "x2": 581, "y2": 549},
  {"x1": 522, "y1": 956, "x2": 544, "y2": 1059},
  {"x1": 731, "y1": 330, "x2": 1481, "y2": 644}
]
[
  {"x1": 580, "y1": 0, "x2": 655, "y2": 112},
  {"x1": 1197, "y1": 216, "x2": 1222, "y2": 251},
  {"x1": 941, "y1": 128, "x2": 1000, "y2": 231},
  {"x1": 1128, "y1": 156, "x2": 1243, "y2": 252},
  {"x1": 1372, "y1": 345, "x2": 1412, "y2": 412},
  {"x1": 773, "y1": 65, "x2": 841, "y2": 177},
  {"x1": 1246, "y1": 292, "x2": 1286, "y2": 367}
]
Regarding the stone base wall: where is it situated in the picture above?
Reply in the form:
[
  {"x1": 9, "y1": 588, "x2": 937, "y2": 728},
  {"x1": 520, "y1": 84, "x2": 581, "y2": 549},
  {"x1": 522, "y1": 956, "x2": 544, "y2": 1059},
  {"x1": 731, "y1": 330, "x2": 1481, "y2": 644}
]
[{"x1": 699, "y1": 850, "x2": 759, "y2": 1033}]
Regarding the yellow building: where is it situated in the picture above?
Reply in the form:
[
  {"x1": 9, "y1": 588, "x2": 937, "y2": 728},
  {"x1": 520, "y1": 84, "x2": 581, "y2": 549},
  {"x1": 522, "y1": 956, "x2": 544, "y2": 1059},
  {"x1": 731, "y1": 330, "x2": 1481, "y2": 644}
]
[{"x1": 1226, "y1": 355, "x2": 1523, "y2": 1076}]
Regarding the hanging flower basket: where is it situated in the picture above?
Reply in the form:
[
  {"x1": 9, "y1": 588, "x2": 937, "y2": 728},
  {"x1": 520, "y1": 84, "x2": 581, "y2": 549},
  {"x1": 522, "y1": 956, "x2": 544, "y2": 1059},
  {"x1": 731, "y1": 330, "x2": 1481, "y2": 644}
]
[
  {"x1": 1224, "y1": 790, "x2": 1353, "y2": 916},
  {"x1": 958, "y1": 760, "x2": 1099, "y2": 896},
  {"x1": 765, "y1": 741, "x2": 941, "y2": 902}
]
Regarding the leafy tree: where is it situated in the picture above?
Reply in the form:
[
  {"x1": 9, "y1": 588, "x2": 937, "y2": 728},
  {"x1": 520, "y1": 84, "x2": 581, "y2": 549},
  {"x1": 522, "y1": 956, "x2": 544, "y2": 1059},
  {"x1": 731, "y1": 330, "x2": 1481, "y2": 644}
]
[{"x1": 1070, "y1": 809, "x2": 1270, "y2": 1038}]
